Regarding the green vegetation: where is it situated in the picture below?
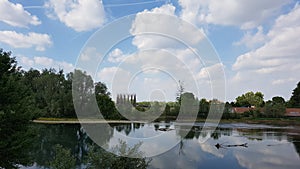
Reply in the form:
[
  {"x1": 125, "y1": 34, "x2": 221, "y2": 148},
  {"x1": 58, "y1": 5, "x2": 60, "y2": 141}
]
[
  {"x1": 288, "y1": 81, "x2": 300, "y2": 108},
  {"x1": 0, "y1": 49, "x2": 35, "y2": 168},
  {"x1": 1, "y1": 48, "x2": 300, "y2": 168},
  {"x1": 86, "y1": 140, "x2": 150, "y2": 169},
  {"x1": 235, "y1": 91, "x2": 264, "y2": 107},
  {"x1": 49, "y1": 144, "x2": 76, "y2": 169},
  {"x1": 1, "y1": 48, "x2": 300, "y2": 124}
]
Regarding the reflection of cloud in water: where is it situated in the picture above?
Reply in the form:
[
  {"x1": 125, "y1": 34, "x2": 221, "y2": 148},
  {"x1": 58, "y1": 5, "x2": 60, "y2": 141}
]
[
  {"x1": 199, "y1": 142, "x2": 224, "y2": 158},
  {"x1": 150, "y1": 139, "x2": 205, "y2": 169},
  {"x1": 108, "y1": 124, "x2": 182, "y2": 157},
  {"x1": 234, "y1": 140, "x2": 300, "y2": 169}
]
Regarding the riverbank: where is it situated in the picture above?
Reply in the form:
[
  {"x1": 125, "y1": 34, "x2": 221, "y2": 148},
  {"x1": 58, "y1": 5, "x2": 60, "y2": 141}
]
[
  {"x1": 33, "y1": 117, "x2": 300, "y2": 126},
  {"x1": 32, "y1": 118, "x2": 147, "y2": 124}
]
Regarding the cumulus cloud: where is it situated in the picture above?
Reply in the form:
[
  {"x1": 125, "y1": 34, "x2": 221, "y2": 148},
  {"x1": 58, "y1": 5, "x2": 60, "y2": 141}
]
[
  {"x1": 45, "y1": 0, "x2": 105, "y2": 32},
  {"x1": 234, "y1": 26, "x2": 267, "y2": 49},
  {"x1": 130, "y1": 4, "x2": 204, "y2": 50},
  {"x1": 107, "y1": 48, "x2": 127, "y2": 63},
  {"x1": 0, "y1": 31, "x2": 52, "y2": 51},
  {"x1": 0, "y1": 0, "x2": 41, "y2": 27},
  {"x1": 18, "y1": 56, "x2": 74, "y2": 73},
  {"x1": 179, "y1": 0, "x2": 291, "y2": 29},
  {"x1": 230, "y1": 3, "x2": 300, "y2": 100}
]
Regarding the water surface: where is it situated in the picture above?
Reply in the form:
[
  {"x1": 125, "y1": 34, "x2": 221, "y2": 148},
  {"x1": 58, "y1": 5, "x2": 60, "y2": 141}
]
[{"x1": 21, "y1": 122, "x2": 300, "y2": 169}]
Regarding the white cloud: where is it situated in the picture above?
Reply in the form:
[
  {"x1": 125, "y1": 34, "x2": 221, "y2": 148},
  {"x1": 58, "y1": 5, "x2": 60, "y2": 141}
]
[
  {"x1": 130, "y1": 4, "x2": 204, "y2": 50},
  {"x1": 197, "y1": 63, "x2": 225, "y2": 80},
  {"x1": 230, "y1": 4, "x2": 300, "y2": 100},
  {"x1": 18, "y1": 56, "x2": 74, "y2": 73},
  {"x1": 107, "y1": 48, "x2": 127, "y2": 63},
  {"x1": 179, "y1": 0, "x2": 291, "y2": 29},
  {"x1": 45, "y1": 0, "x2": 105, "y2": 32},
  {"x1": 0, "y1": 0, "x2": 41, "y2": 27},
  {"x1": 0, "y1": 31, "x2": 52, "y2": 51},
  {"x1": 234, "y1": 26, "x2": 267, "y2": 49},
  {"x1": 272, "y1": 78, "x2": 296, "y2": 85},
  {"x1": 34, "y1": 56, "x2": 54, "y2": 67},
  {"x1": 79, "y1": 47, "x2": 102, "y2": 61},
  {"x1": 97, "y1": 67, "x2": 132, "y2": 99}
]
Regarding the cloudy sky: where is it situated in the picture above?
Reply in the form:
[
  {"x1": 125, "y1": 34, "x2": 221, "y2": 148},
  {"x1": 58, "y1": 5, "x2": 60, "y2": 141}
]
[{"x1": 0, "y1": 0, "x2": 300, "y2": 102}]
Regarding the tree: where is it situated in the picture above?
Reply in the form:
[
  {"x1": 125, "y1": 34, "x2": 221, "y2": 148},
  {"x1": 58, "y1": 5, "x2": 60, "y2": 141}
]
[
  {"x1": 86, "y1": 140, "x2": 150, "y2": 169},
  {"x1": 198, "y1": 98, "x2": 209, "y2": 118},
  {"x1": 95, "y1": 82, "x2": 110, "y2": 96},
  {"x1": 176, "y1": 80, "x2": 184, "y2": 104},
  {"x1": 264, "y1": 98, "x2": 286, "y2": 118},
  {"x1": 263, "y1": 96, "x2": 286, "y2": 118},
  {"x1": 235, "y1": 91, "x2": 264, "y2": 107},
  {"x1": 0, "y1": 49, "x2": 35, "y2": 168},
  {"x1": 288, "y1": 82, "x2": 300, "y2": 108},
  {"x1": 272, "y1": 96, "x2": 285, "y2": 104},
  {"x1": 49, "y1": 144, "x2": 76, "y2": 169},
  {"x1": 179, "y1": 92, "x2": 198, "y2": 117}
]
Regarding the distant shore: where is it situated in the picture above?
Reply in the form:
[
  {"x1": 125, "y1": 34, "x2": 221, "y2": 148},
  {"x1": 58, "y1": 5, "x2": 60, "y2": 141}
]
[{"x1": 32, "y1": 117, "x2": 300, "y2": 126}]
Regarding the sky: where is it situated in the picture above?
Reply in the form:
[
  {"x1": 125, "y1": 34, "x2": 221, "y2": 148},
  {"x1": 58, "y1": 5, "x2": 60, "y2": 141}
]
[{"x1": 0, "y1": 0, "x2": 300, "y2": 102}]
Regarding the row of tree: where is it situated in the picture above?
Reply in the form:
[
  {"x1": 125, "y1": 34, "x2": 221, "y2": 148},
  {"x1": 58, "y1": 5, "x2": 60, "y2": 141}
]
[{"x1": 1, "y1": 48, "x2": 300, "y2": 121}]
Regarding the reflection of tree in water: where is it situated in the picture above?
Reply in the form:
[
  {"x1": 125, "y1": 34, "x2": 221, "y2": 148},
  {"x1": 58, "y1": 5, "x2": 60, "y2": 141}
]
[
  {"x1": 292, "y1": 141, "x2": 300, "y2": 158},
  {"x1": 113, "y1": 123, "x2": 144, "y2": 135},
  {"x1": 174, "y1": 125, "x2": 233, "y2": 140},
  {"x1": 210, "y1": 128, "x2": 233, "y2": 140},
  {"x1": 31, "y1": 124, "x2": 86, "y2": 167},
  {"x1": 48, "y1": 140, "x2": 150, "y2": 169},
  {"x1": 236, "y1": 128, "x2": 287, "y2": 141},
  {"x1": 0, "y1": 119, "x2": 35, "y2": 169},
  {"x1": 31, "y1": 123, "x2": 114, "y2": 168},
  {"x1": 86, "y1": 140, "x2": 151, "y2": 169},
  {"x1": 287, "y1": 129, "x2": 300, "y2": 158},
  {"x1": 31, "y1": 123, "x2": 150, "y2": 168}
]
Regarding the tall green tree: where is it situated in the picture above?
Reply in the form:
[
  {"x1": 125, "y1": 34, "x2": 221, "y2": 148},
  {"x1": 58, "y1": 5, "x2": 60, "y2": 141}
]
[
  {"x1": 288, "y1": 82, "x2": 300, "y2": 108},
  {"x1": 176, "y1": 80, "x2": 184, "y2": 104},
  {"x1": 264, "y1": 96, "x2": 286, "y2": 118},
  {"x1": 0, "y1": 49, "x2": 35, "y2": 168},
  {"x1": 198, "y1": 98, "x2": 209, "y2": 118},
  {"x1": 235, "y1": 91, "x2": 264, "y2": 107}
]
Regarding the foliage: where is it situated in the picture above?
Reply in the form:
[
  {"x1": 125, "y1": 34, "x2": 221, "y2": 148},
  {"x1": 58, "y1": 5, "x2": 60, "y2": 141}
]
[
  {"x1": 0, "y1": 49, "x2": 35, "y2": 168},
  {"x1": 180, "y1": 92, "x2": 198, "y2": 117},
  {"x1": 235, "y1": 91, "x2": 264, "y2": 107},
  {"x1": 288, "y1": 82, "x2": 300, "y2": 108},
  {"x1": 86, "y1": 140, "x2": 151, "y2": 169},
  {"x1": 264, "y1": 97, "x2": 286, "y2": 118},
  {"x1": 198, "y1": 98, "x2": 209, "y2": 118},
  {"x1": 49, "y1": 144, "x2": 76, "y2": 169},
  {"x1": 272, "y1": 96, "x2": 285, "y2": 104},
  {"x1": 176, "y1": 80, "x2": 185, "y2": 104}
]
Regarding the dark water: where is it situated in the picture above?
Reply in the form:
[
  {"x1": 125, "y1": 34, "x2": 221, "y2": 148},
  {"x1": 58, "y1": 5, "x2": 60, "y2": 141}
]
[{"x1": 20, "y1": 122, "x2": 300, "y2": 169}]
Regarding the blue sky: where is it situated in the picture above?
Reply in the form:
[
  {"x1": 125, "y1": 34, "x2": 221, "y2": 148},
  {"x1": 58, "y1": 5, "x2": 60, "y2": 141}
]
[{"x1": 1, "y1": 0, "x2": 300, "y2": 102}]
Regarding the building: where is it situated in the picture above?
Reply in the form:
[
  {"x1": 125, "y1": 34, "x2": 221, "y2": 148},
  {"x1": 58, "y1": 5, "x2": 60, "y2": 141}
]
[
  {"x1": 285, "y1": 108, "x2": 300, "y2": 117},
  {"x1": 231, "y1": 107, "x2": 254, "y2": 114},
  {"x1": 231, "y1": 107, "x2": 300, "y2": 117}
]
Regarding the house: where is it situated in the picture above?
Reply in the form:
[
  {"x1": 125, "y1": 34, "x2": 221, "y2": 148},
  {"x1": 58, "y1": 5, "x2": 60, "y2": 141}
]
[
  {"x1": 231, "y1": 107, "x2": 253, "y2": 114},
  {"x1": 285, "y1": 108, "x2": 300, "y2": 117},
  {"x1": 231, "y1": 107, "x2": 300, "y2": 117}
]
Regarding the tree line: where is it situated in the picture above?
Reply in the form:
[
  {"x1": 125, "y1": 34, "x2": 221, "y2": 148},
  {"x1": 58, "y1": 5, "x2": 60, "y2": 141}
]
[{"x1": 1, "y1": 48, "x2": 300, "y2": 121}]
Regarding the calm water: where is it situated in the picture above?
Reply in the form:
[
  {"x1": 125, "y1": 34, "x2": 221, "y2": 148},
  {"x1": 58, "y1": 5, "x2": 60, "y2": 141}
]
[{"x1": 21, "y1": 122, "x2": 300, "y2": 169}]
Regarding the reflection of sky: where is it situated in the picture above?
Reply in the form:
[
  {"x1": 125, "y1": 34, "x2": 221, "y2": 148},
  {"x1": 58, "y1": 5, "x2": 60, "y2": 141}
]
[
  {"x1": 109, "y1": 123, "x2": 182, "y2": 157},
  {"x1": 108, "y1": 123, "x2": 300, "y2": 169}
]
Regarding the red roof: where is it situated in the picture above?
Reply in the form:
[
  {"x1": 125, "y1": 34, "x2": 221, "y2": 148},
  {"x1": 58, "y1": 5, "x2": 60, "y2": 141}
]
[
  {"x1": 232, "y1": 107, "x2": 252, "y2": 114},
  {"x1": 285, "y1": 108, "x2": 300, "y2": 117}
]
